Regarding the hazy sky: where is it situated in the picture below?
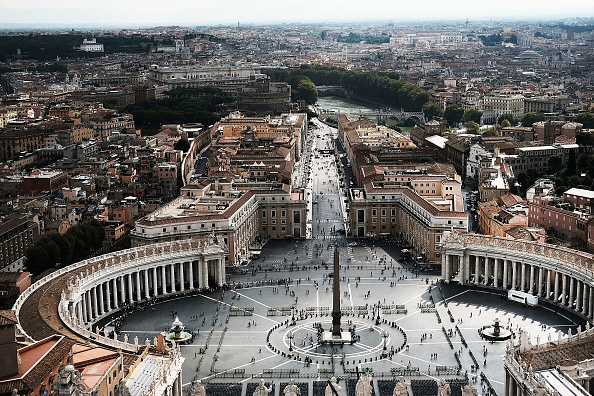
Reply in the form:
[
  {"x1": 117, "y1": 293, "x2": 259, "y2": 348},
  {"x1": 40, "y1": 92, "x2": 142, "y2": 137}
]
[{"x1": 0, "y1": 0, "x2": 593, "y2": 27}]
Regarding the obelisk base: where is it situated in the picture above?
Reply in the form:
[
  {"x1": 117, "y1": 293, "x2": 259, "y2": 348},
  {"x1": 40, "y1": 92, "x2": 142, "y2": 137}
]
[{"x1": 321, "y1": 331, "x2": 352, "y2": 344}]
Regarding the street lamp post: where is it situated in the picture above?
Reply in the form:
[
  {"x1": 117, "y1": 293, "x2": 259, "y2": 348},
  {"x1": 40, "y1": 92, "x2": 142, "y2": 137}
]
[
  {"x1": 381, "y1": 330, "x2": 389, "y2": 358},
  {"x1": 288, "y1": 330, "x2": 294, "y2": 357}
]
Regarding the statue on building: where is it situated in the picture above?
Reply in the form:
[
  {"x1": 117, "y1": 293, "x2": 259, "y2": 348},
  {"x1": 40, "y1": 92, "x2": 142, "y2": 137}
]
[
  {"x1": 284, "y1": 379, "x2": 301, "y2": 396},
  {"x1": 253, "y1": 379, "x2": 273, "y2": 396},
  {"x1": 325, "y1": 377, "x2": 342, "y2": 396},
  {"x1": 393, "y1": 376, "x2": 409, "y2": 396},
  {"x1": 192, "y1": 380, "x2": 206, "y2": 396},
  {"x1": 356, "y1": 373, "x2": 373, "y2": 396},
  {"x1": 461, "y1": 379, "x2": 478, "y2": 396},
  {"x1": 437, "y1": 378, "x2": 451, "y2": 396}
]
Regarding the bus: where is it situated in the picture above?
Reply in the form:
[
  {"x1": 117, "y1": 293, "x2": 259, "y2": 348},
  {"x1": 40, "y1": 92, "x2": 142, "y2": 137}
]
[{"x1": 508, "y1": 290, "x2": 538, "y2": 307}]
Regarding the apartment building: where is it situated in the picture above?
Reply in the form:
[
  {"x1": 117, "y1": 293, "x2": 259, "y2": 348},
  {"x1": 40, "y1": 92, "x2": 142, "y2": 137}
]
[
  {"x1": 0, "y1": 129, "x2": 44, "y2": 162},
  {"x1": 482, "y1": 95, "x2": 525, "y2": 124},
  {"x1": 528, "y1": 187, "x2": 594, "y2": 246},
  {"x1": 349, "y1": 178, "x2": 466, "y2": 263},
  {"x1": 0, "y1": 213, "x2": 41, "y2": 272}
]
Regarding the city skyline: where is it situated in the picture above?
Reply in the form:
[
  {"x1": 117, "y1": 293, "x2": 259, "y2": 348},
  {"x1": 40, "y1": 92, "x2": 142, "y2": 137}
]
[{"x1": 0, "y1": 0, "x2": 593, "y2": 28}]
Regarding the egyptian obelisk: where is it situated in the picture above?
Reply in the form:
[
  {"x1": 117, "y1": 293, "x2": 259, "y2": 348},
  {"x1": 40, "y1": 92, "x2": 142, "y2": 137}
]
[{"x1": 331, "y1": 245, "x2": 341, "y2": 336}]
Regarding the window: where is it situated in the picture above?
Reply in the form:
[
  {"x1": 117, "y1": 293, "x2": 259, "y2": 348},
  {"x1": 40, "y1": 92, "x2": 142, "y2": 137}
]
[
  {"x1": 262, "y1": 211, "x2": 266, "y2": 218},
  {"x1": 281, "y1": 210, "x2": 286, "y2": 217},
  {"x1": 372, "y1": 209, "x2": 377, "y2": 216}
]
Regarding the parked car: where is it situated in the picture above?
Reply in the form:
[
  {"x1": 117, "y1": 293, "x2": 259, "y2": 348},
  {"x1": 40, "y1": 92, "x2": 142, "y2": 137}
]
[{"x1": 347, "y1": 242, "x2": 357, "y2": 247}]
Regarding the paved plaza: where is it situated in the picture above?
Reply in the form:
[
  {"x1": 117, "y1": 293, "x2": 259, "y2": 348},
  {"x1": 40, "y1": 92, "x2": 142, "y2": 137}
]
[{"x1": 115, "y1": 238, "x2": 584, "y2": 396}]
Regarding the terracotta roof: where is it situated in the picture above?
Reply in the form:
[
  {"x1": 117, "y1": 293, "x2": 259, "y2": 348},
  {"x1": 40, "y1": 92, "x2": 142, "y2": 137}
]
[
  {"x1": 364, "y1": 182, "x2": 466, "y2": 218},
  {"x1": 0, "y1": 310, "x2": 17, "y2": 326}
]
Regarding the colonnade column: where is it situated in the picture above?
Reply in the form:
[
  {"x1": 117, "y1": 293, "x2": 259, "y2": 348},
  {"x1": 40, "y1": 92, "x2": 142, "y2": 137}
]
[
  {"x1": 588, "y1": 285, "x2": 594, "y2": 318},
  {"x1": 198, "y1": 258, "x2": 204, "y2": 290},
  {"x1": 86, "y1": 291, "x2": 92, "y2": 322},
  {"x1": 537, "y1": 267, "x2": 543, "y2": 298},
  {"x1": 520, "y1": 262, "x2": 526, "y2": 292},
  {"x1": 112, "y1": 278, "x2": 118, "y2": 309},
  {"x1": 493, "y1": 258, "x2": 494, "y2": 287},
  {"x1": 484, "y1": 257, "x2": 489, "y2": 286},
  {"x1": 153, "y1": 267, "x2": 158, "y2": 297},
  {"x1": 511, "y1": 261, "x2": 517, "y2": 290},
  {"x1": 583, "y1": 284, "x2": 589, "y2": 316},
  {"x1": 562, "y1": 274, "x2": 568, "y2": 306},
  {"x1": 144, "y1": 269, "x2": 150, "y2": 299},
  {"x1": 546, "y1": 269, "x2": 552, "y2": 300},
  {"x1": 189, "y1": 261, "x2": 194, "y2": 290},
  {"x1": 105, "y1": 280, "x2": 111, "y2": 311},
  {"x1": 502, "y1": 260, "x2": 508, "y2": 289},
  {"x1": 528, "y1": 265, "x2": 535, "y2": 295},
  {"x1": 82, "y1": 292, "x2": 89, "y2": 323},
  {"x1": 127, "y1": 274, "x2": 133, "y2": 303},
  {"x1": 92, "y1": 287, "x2": 98, "y2": 318},
  {"x1": 569, "y1": 277, "x2": 575, "y2": 309},
  {"x1": 554, "y1": 272, "x2": 560, "y2": 302},
  {"x1": 170, "y1": 263, "x2": 176, "y2": 293},
  {"x1": 135, "y1": 271, "x2": 141, "y2": 301},
  {"x1": 576, "y1": 280, "x2": 582, "y2": 312},
  {"x1": 218, "y1": 258, "x2": 224, "y2": 286},
  {"x1": 179, "y1": 262, "x2": 185, "y2": 292},
  {"x1": 97, "y1": 283, "x2": 104, "y2": 315},
  {"x1": 443, "y1": 255, "x2": 451, "y2": 282},
  {"x1": 119, "y1": 276, "x2": 125, "y2": 305},
  {"x1": 474, "y1": 257, "x2": 480, "y2": 285},
  {"x1": 162, "y1": 266, "x2": 167, "y2": 294},
  {"x1": 77, "y1": 302, "x2": 83, "y2": 324}
]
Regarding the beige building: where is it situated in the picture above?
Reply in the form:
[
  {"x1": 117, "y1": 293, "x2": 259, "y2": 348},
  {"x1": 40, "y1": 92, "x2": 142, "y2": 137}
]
[
  {"x1": 130, "y1": 181, "x2": 306, "y2": 266},
  {"x1": 349, "y1": 177, "x2": 467, "y2": 263}
]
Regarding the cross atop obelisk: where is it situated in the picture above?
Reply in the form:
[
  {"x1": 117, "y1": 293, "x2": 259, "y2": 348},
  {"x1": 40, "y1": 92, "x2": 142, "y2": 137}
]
[{"x1": 331, "y1": 245, "x2": 341, "y2": 336}]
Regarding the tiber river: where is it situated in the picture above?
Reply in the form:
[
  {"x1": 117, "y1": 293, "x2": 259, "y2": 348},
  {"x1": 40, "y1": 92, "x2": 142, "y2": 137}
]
[{"x1": 315, "y1": 95, "x2": 413, "y2": 136}]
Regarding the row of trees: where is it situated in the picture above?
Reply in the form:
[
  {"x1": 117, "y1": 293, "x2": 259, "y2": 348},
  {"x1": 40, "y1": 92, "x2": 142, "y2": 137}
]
[
  {"x1": 336, "y1": 32, "x2": 390, "y2": 44},
  {"x1": 25, "y1": 220, "x2": 105, "y2": 276},
  {"x1": 288, "y1": 75, "x2": 318, "y2": 104},
  {"x1": 266, "y1": 65, "x2": 432, "y2": 111},
  {"x1": 0, "y1": 34, "x2": 152, "y2": 61},
  {"x1": 125, "y1": 90, "x2": 232, "y2": 134}
]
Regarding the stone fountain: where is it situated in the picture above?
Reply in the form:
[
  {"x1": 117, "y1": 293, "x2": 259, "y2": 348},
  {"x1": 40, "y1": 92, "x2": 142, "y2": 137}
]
[
  {"x1": 166, "y1": 316, "x2": 193, "y2": 343},
  {"x1": 481, "y1": 317, "x2": 512, "y2": 341}
]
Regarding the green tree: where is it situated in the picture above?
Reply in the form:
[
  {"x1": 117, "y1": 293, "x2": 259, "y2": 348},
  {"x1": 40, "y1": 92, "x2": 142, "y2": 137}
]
[
  {"x1": 498, "y1": 113, "x2": 517, "y2": 126},
  {"x1": 47, "y1": 233, "x2": 73, "y2": 267},
  {"x1": 575, "y1": 112, "x2": 594, "y2": 129},
  {"x1": 422, "y1": 101, "x2": 443, "y2": 121},
  {"x1": 464, "y1": 121, "x2": 480, "y2": 134},
  {"x1": 174, "y1": 138, "x2": 191, "y2": 152},
  {"x1": 463, "y1": 108, "x2": 483, "y2": 124},
  {"x1": 521, "y1": 112, "x2": 546, "y2": 127},
  {"x1": 547, "y1": 155, "x2": 563, "y2": 174},
  {"x1": 482, "y1": 126, "x2": 500, "y2": 137},
  {"x1": 576, "y1": 133, "x2": 594, "y2": 146},
  {"x1": 444, "y1": 105, "x2": 464, "y2": 127},
  {"x1": 567, "y1": 149, "x2": 576, "y2": 176},
  {"x1": 500, "y1": 119, "x2": 511, "y2": 128}
]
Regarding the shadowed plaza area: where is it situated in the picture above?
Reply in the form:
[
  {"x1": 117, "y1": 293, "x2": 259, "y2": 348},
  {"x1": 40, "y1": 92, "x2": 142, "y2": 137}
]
[{"x1": 110, "y1": 238, "x2": 585, "y2": 396}]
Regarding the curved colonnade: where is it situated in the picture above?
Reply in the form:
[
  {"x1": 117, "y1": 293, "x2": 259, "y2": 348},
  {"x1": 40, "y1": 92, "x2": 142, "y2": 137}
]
[
  {"x1": 441, "y1": 232, "x2": 594, "y2": 321},
  {"x1": 14, "y1": 239, "x2": 226, "y2": 352}
]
